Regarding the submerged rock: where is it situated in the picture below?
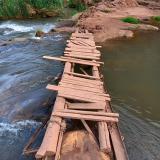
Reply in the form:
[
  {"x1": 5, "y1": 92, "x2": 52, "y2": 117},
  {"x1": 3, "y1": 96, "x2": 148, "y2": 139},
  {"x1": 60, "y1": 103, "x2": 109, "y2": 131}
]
[{"x1": 35, "y1": 30, "x2": 45, "y2": 37}]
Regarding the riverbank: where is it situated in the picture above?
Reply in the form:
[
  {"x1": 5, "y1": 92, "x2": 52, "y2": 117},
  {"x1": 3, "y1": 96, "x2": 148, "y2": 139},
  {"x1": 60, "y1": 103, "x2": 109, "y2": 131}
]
[{"x1": 46, "y1": 1, "x2": 160, "y2": 42}]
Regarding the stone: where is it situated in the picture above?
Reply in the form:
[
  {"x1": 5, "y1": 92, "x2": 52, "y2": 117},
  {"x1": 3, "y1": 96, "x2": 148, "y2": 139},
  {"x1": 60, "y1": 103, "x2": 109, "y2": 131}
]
[{"x1": 35, "y1": 30, "x2": 45, "y2": 37}]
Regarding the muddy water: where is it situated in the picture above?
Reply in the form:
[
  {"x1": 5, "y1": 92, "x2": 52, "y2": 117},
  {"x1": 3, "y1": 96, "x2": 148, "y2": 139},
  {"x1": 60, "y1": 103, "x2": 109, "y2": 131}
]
[
  {"x1": 0, "y1": 19, "x2": 68, "y2": 160},
  {"x1": 101, "y1": 32, "x2": 160, "y2": 160}
]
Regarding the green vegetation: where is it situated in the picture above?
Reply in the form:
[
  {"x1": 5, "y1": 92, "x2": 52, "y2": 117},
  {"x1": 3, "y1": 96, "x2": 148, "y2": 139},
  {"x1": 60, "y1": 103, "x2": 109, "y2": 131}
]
[
  {"x1": 67, "y1": 0, "x2": 87, "y2": 11},
  {"x1": 152, "y1": 16, "x2": 160, "y2": 22},
  {"x1": 0, "y1": 0, "x2": 88, "y2": 19},
  {"x1": 0, "y1": 0, "x2": 64, "y2": 18},
  {"x1": 121, "y1": 17, "x2": 140, "y2": 24}
]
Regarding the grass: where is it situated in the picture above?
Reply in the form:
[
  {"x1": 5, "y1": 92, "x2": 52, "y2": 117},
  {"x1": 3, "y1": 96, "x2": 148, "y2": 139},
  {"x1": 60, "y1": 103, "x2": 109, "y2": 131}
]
[
  {"x1": 152, "y1": 16, "x2": 160, "y2": 22},
  {"x1": 121, "y1": 17, "x2": 140, "y2": 24},
  {"x1": 0, "y1": 0, "x2": 64, "y2": 18}
]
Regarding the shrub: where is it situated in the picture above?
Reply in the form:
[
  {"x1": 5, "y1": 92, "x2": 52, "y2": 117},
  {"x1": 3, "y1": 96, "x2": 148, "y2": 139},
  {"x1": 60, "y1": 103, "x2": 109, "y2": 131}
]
[
  {"x1": 121, "y1": 17, "x2": 140, "y2": 24},
  {"x1": 67, "y1": 0, "x2": 87, "y2": 11},
  {"x1": 152, "y1": 16, "x2": 160, "y2": 22}
]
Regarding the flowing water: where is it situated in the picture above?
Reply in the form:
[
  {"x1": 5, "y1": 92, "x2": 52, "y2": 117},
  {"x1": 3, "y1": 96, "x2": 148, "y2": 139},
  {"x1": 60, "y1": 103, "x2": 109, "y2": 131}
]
[
  {"x1": 0, "y1": 19, "x2": 68, "y2": 160},
  {"x1": 0, "y1": 18, "x2": 160, "y2": 160},
  {"x1": 101, "y1": 32, "x2": 160, "y2": 160}
]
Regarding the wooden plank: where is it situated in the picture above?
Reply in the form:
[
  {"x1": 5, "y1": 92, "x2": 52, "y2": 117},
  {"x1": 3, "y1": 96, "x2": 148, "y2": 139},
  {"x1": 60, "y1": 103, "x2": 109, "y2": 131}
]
[
  {"x1": 104, "y1": 122, "x2": 112, "y2": 154},
  {"x1": 60, "y1": 56, "x2": 104, "y2": 65},
  {"x1": 60, "y1": 80, "x2": 103, "y2": 90},
  {"x1": 67, "y1": 44, "x2": 97, "y2": 50},
  {"x1": 54, "y1": 121, "x2": 65, "y2": 160},
  {"x1": 36, "y1": 97, "x2": 65, "y2": 158},
  {"x1": 64, "y1": 71, "x2": 100, "y2": 80},
  {"x1": 99, "y1": 122, "x2": 107, "y2": 152},
  {"x1": 81, "y1": 119, "x2": 97, "y2": 143},
  {"x1": 65, "y1": 47, "x2": 100, "y2": 54},
  {"x1": 59, "y1": 83, "x2": 106, "y2": 95},
  {"x1": 43, "y1": 56, "x2": 101, "y2": 67},
  {"x1": 36, "y1": 62, "x2": 71, "y2": 159},
  {"x1": 67, "y1": 102, "x2": 105, "y2": 110},
  {"x1": 56, "y1": 109, "x2": 119, "y2": 118},
  {"x1": 64, "y1": 54, "x2": 100, "y2": 60},
  {"x1": 62, "y1": 74, "x2": 103, "y2": 85},
  {"x1": 59, "y1": 92, "x2": 109, "y2": 103},
  {"x1": 70, "y1": 39, "x2": 95, "y2": 47},
  {"x1": 46, "y1": 84, "x2": 111, "y2": 102},
  {"x1": 52, "y1": 112, "x2": 118, "y2": 123},
  {"x1": 64, "y1": 51, "x2": 100, "y2": 57}
]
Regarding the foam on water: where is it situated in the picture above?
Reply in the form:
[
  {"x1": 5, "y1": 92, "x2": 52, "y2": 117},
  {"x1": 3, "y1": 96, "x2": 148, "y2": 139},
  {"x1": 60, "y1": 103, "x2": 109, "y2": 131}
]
[
  {"x1": 0, "y1": 120, "x2": 41, "y2": 136},
  {"x1": 0, "y1": 20, "x2": 55, "y2": 35}
]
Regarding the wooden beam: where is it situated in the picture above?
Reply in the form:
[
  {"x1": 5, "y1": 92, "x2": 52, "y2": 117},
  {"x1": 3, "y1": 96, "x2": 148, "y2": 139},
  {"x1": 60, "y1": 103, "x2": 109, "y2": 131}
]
[
  {"x1": 46, "y1": 84, "x2": 111, "y2": 102},
  {"x1": 43, "y1": 55, "x2": 102, "y2": 67},
  {"x1": 64, "y1": 54, "x2": 100, "y2": 60},
  {"x1": 64, "y1": 71, "x2": 100, "y2": 80},
  {"x1": 67, "y1": 102, "x2": 105, "y2": 110},
  {"x1": 56, "y1": 109, "x2": 119, "y2": 118},
  {"x1": 52, "y1": 112, "x2": 118, "y2": 123}
]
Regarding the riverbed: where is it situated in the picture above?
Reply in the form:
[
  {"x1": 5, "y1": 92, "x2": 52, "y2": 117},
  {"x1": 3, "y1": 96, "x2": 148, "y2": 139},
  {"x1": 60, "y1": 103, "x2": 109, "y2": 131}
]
[{"x1": 0, "y1": 19, "x2": 160, "y2": 160}]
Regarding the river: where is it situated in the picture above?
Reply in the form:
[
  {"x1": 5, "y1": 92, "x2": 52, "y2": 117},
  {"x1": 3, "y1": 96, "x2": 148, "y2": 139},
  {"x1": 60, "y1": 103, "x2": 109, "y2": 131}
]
[
  {"x1": 0, "y1": 19, "x2": 160, "y2": 160},
  {"x1": 101, "y1": 32, "x2": 160, "y2": 160}
]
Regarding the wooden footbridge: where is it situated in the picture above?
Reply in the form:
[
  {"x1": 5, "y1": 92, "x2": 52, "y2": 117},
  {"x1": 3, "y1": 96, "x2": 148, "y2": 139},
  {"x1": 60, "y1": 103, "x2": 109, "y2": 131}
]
[{"x1": 23, "y1": 30, "x2": 128, "y2": 160}]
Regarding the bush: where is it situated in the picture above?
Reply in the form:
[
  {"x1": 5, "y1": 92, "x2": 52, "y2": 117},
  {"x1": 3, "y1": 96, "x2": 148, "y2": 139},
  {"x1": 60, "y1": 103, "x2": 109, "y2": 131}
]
[
  {"x1": 121, "y1": 17, "x2": 140, "y2": 24},
  {"x1": 152, "y1": 16, "x2": 160, "y2": 22},
  {"x1": 67, "y1": 0, "x2": 87, "y2": 11}
]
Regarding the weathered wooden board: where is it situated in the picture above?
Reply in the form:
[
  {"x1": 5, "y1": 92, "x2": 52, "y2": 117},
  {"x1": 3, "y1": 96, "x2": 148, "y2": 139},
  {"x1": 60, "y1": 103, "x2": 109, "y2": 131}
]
[
  {"x1": 65, "y1": 47, "x2": 100, "y2": 54},
  {"x1": 59, "y1": 83, "x2": 104, "y2": 94},
  {"x1": 64, "y1": 71, "x2": 101, "y2": 80},
  {"x1": 43, "y1": 55, "x2": 101, "y2": 67},
  {"x1": 67, "y1": 102, "x2": 106, "y2": 110},
  {"x1": 55, "y1": 109, "x2": 119, "y2": 118},
  {"x1": 62, "y1": 75, "x2": 103, "y2": 85},
  {"x1": 46, "y1": 84, "x2": 111, "y2": 102},
  {"x1": 52, "y1": 112, "x2": 118, "y2": 122},
  {"x1": 64, "y1": 54, "x2": 100, "y2": 60},
  {"x1": 64, "y1": 51, "x2": 100, "y2": 56}
]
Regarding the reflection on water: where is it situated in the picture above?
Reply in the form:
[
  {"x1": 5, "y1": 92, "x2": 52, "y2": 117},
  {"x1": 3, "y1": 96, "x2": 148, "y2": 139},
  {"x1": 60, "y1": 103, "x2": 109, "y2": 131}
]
[
  {"x1": 101, "y1": 32, "x2": 160, "y2": 160},
  {"x1": 0, "y1": 19, "x2": 68, "y2": 160}
]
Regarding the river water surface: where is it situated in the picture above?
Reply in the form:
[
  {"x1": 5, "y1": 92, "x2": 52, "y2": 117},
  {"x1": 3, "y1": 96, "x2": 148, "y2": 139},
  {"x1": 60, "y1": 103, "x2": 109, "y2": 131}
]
[
  {"x1": 101, "y1": 32, "x2": 160, "y2": 160},
  {"x1": 0, "y1": 19, "x2": 160, "y2": 160}
]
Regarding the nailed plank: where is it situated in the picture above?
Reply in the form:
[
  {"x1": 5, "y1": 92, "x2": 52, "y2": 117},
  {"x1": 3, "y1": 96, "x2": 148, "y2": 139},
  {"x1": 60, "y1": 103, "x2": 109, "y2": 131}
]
[
  {"x1": 60, "y1": 80, "x2": 103, "y2": 89},
  {"x1": 64, "y1": 54, "x2": 100, "y2": 60},
  {"x1": 59, "y1": 83, "x2": 105, "y2": 95},
  {"x1": 99, "y1": 122, "x2": 107, "y2": 152},
  {"x1": 104, "y1": 122, "x2": 112, "y2": 154},
  {"x1": 64, "y1": 51, "x2": 100, "y2": 57},
  {"x1": 56, "y1": 109, "x2": 119, "y2": 118},
  {"x1": 65, "y1": 47, "x2": 100, "y2": 54},
  {"x1": 52, "y1": 112, "x2": 118, "y2": 123},
  {"x1": 67, "y1": 44, "x2": 97, "y2": 50},
  {"x1": 64, "y1": 71, "x2": 100, "y2": 80},
  {"x1": 67, "y1": 102, "x2": 105, "y2": 110},
  {"x1": 60, "y1": 56, "x2": 104, "y2": 65},
  {"x1": 46, "y1": 84, "x2": 111, "y2": 102},
  {"x1": 81, "y1": 119, "x2": 97, "y2": 143},
  {"x1": 36, "y1": 97, "x2": 65, "y2": 158},
  {"x1": 43, "y1": 55, "x2": 101, "y2": 67},
  {"x1": 59, "y1": 93, "x2": 107, "y2": 103},
  {"x1": 62, "y1": 75, "x2": 103, "y2": 85}
]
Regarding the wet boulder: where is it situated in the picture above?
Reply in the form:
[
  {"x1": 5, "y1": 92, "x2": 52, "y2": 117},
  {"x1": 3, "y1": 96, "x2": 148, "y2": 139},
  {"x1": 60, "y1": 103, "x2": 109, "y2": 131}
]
[{"x1": 35, "y1": 30, "x2": 45, "y2": 37}]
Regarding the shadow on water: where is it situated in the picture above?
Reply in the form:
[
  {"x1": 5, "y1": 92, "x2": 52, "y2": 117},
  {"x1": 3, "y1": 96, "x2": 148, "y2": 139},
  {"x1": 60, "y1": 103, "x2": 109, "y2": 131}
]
[
  {"x1": 0, "y1": 19, "x2": 69, "y2": 160},
  {"x1": 101, "y1": 31, "x2": 160, "y2": 160}
]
